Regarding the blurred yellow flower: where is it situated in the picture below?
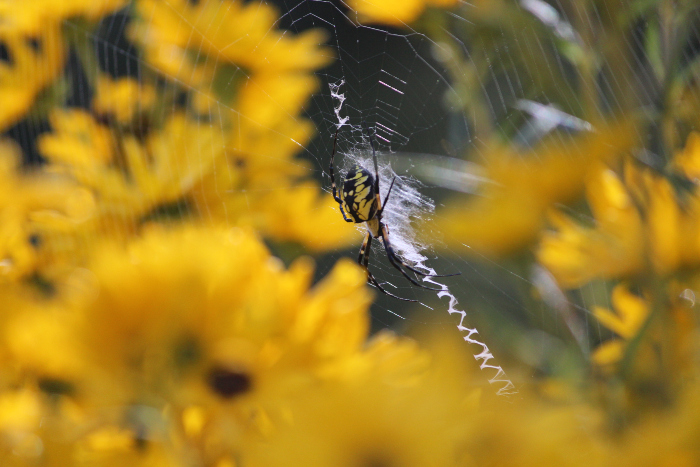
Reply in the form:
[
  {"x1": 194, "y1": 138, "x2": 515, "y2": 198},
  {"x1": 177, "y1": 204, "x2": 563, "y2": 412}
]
[
  {"x1": 40, "y1": 108, "x2": 114, "y2": 167},
  {"x1": 538, "y1": 165, "x2": 644, "y2": 288},
  {"x1": 349, "y1": 0, "x2": 459, "y2": 25},
  {"x1": 129, "y1": 0, "x2": 332, "y2": 88},
  {"x1": 92, "y1": 76, "x2": 156, "y2": 125},
  {"x1": 0, "y1": 139, "x2": 95, "y2": 282},
  {"x1": 591, "y1": 284, "x2": 651, "y2": 371},
  {"x1": 10, "y1": 224, "x2": 371, "y2": 420},
  {"x1": 0, "y1": 0, "x2": 126, "y2": 34},
  {"x1": 0, "y1": 21, "x2": 65, "y2": 131},
  {"x1": 436, "y1": 124, "x2": 635, "y2": 258},
  {"x1": 191, "y1": 75, "x2": 357, "y2": 250},
  {"x1": 196, "y1": 181, "x2": 359, "y2": 253},
  {"x1": 246, "y1": 331, "x2": 476, "y2": 467},
  {"x1": 40, "y1": 110, "x2": 225, "y2": 232},
  {"x1": 540, "y1": 132, "x2": 700, "y2": 288},
  {"x1": 592, "y1": 283, "x2": 694, "y2": 381}
]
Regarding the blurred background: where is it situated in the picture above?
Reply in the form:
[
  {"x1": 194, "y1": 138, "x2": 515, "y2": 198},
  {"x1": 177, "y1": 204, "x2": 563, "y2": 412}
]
[{"x1": 2, "y1": 0, "x2": 700, "y2": 465}]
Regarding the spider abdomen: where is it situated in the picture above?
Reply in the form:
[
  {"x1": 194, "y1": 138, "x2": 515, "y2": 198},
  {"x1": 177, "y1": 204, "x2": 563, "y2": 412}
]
[{"x1": 341, "y1": 165, "x2": 377, "y2": 223}]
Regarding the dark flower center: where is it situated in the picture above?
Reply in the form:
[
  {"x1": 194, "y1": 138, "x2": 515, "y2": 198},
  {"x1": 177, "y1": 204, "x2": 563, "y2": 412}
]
[{"x1": 207, "y1": 367, "x2": 252, "y2": 399}]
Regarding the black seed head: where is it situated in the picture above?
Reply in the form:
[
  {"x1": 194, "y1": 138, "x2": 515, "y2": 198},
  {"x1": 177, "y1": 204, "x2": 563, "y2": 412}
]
[
  {"x1": 207, "y1": 367, "x2": 252, "y2": 399},
  {"x1": 28, "y1": 234, "x2": 41, "y2": 248}
]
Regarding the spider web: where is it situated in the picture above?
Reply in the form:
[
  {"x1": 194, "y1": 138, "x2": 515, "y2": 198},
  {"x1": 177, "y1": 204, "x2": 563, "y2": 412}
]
[
  {"x1": 281, "y1": 0, "x2": 525, "y2": 394},
  {"x1": 15, "y1": 0, "x2": 682, "y2": 398}
]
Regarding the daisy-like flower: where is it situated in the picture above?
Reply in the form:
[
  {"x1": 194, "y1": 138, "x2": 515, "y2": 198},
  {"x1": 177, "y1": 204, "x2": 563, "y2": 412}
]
[
  {"x1": 537, "y1": 164, "x2": 645, "y2": 288},
  {"x1": 5, "y1": 225, "x2": 373, "y2": 463},
  {"x1": 0, "y1": 139, "x2": 94, "y2": 283},
  {"x1": 436, "y1": 123, "x2": 635, "y2": 257},
  {"x1": 592, "y1": 283, "x2": 693, "y2": 380},
  {"x1": 245, "y1": 331, "x2": 479, "y2": 467},
  {"x1": 0, "y1": 21, "x2": 65, "y2": 132},
  {"x1": 539, "y1": 132, "x2": 700, "y2": 288},
  {"x1": 40, "y1": 109, "x2": 225, "y2": 234},
  {"x1": 92, "y1": 75, "x2": 156, "y2": 125},
  {"x1": 129, "y1": 0, "x2": 331, "y2": 87}
]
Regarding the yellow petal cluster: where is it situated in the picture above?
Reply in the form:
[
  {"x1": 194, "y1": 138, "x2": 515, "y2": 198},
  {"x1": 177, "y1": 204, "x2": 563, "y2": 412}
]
[
  {"x1": 437, "y1": 124, "x2": 635, "y2": 257},
  {"x1": 349, "y1": 0, "x2": 459, "y2": 25},
  {"x1": 1, "y1": 225, "x2": 495, "y2": 464},
  {"x1": 0, "y1": 139, "x2": 95, "y2": 283},
  {"x1": 0, "y1": 0, "x2": 127, "y2": 132},
  {"x1": 0, "y1": 0, "x2": 126, "y2": 35},
  {"x1": 92, "y1": 76, "x2": 156, "y2": 124},
  {"x1": 539, "y1": 132, "x2": 700, "y2": 288},
  {"x1": 15, "y1": 226, "x2": 372, "y2": 411},
  {"x1": 40, "y1": 110, "x2": 226, "y2": 232},
  {"x1": 129, "y1": 0, "x2": 331, "y2": 85},
  {"x1": 0, "y1": 22, "x2": 65, "y2": 132}
]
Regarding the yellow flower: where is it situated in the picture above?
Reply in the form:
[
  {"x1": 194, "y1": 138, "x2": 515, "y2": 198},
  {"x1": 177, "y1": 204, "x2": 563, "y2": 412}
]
[
  {"x1": 39, "y1": 109, "x2": 114, "y2": 168},
  {"x1": 540, "y1": 132, "x2": 700, "y2": 288},
  {"x1": 92, "y1": 76, "x2": 156, "y2": 124},
  {"x1": 129, "y1": 0, "x2": 332, "y2": 88},
  {"x1": 591, "y1": 284, "x2": 651, "y2": 371},
  {"x1": 348, "y1": 0, "x2": 459, "y2": 25},
  {"x1": 196, "y1": 181, "x2": 359, "y2": 253},
  {"x1": 0, "y1": 21, "x2": 65, "y2": 131},
  {"x1": 223, "y1": 74, "x2": 319, "y2": 185},
  {"x1": 192, "y1": 75, "x2": 357, "y2": 251},
  {"x1": 436, "y1": 123, "x2": 635, "y2": 258},
  {"x1": 0, "y1": 139, "x2": 95, "y2": 282},
  {"x1": 538, "y1": 165, "x2": 645, "y2": 288},
  {"x1": 40, "y1": 110, "x2": 226, "y2": 232},
  {"x1": 251, "y1": 183, "x2": 361, "y2": 252},
  {"x1": 0, "y1": 0, "x2": 126, "y2": 35},
  {"x1": 246, "y1": 331, "x2": 478, "y2": 467},
  {"x1": 591, "y1": 283, "x2": 693, "y2": 380},
  {"x1": 0, "y1": 224, "x2": 376, "y2": 464},
  {"x1": 12, "y1": 225, "x2": 371, "y2": 420},
  {"x1": 2, "y1": 225, "x2": 374, "y2": 462}
]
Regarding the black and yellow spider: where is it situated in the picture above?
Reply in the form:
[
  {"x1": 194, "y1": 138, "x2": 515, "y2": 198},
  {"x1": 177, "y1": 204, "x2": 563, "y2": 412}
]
[{"x1": 330, "y1": 126, "x2": 457, "y2": 302}]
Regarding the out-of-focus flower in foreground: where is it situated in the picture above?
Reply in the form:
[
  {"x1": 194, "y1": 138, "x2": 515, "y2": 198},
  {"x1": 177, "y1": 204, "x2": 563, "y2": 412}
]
[{"x1": 1, "y1": 225, "x2": 375, "y2": 462}]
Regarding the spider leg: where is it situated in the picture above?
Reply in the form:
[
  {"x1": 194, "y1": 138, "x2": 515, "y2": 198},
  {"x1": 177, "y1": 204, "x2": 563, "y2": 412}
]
[
  {"x1": 377, "y1": 176, "x2": 396, "y2": 217},
  {"x1": 381, "y1": 224, "x2": 459, "y2": 278},
  {"x1": 329, "y1": 128, "x2": 354, "y2": 223},
  {"x1": 358, "y1": 231, "x2": 417, "y2": 302},
  {"x1": 379, "y1": 224, "x2": 449, "y2": 290}
]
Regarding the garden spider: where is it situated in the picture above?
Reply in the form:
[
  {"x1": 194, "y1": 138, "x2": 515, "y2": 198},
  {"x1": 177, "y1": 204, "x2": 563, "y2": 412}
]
[{"x1": 330, "y1": 125, "x2": 458, "y2": 302}]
